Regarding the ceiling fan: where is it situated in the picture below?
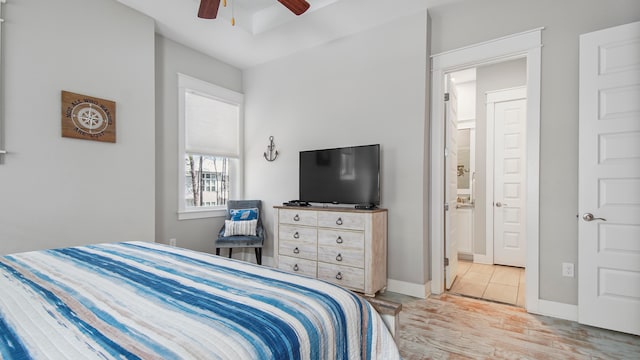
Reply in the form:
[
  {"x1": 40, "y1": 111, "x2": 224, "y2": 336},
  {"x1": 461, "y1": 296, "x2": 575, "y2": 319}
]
[{"x1": 198, "y1": 0, "x2": 311, "y2": 20}]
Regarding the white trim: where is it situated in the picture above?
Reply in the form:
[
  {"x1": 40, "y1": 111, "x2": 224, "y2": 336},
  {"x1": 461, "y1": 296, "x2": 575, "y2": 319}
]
[
  {"x1": 524, "y1": 44, "x2": 542, "y2": 313},
  {"x1": 178, "y1": 208, "x2": 227, "y2": 220},
  {"x1": 386, "y1": 279, "x2": 430, "y2": 299},
  {"x1": 485, "y1": 99, "x2": 495, "y2": 265},
  {"x1": 430, "y1": 29, "x2": 543, "y2": 316},
  {"x1": 484, "y1": 87, "x2": 527, "y2": 266},
  {"x1": 531, "y1": 300, "x2": 578, "y2": 322},
  {"x1": 431, "y1": 28, "x2": 544, "y2": 70},
  {"x1": 178, "y1": 73, "x2": 244, "y2": 104},
  {"x1": 486, "y1": 87, "x2": 526, "y2": 103}
]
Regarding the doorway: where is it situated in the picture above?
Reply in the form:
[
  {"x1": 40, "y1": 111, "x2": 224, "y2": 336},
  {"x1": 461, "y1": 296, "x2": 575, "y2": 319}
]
[
  {"x1": 430, "y1": 28, "x2": 542, "y2": 313},
  {"x1": 444, "y1": 64, "x2": 528, "y2": 307}
]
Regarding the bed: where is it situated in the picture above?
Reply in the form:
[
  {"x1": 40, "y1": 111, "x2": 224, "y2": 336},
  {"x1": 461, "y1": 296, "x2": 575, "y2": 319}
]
[{"x1": 0, "y1": 241, "x2": 400, "y2": 359}]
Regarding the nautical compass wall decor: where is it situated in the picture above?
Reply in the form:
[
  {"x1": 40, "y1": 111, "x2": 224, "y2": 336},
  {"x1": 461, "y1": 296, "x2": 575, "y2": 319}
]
[{"x1": 61, "y1": 91, "x2": 116, "y2": 143}]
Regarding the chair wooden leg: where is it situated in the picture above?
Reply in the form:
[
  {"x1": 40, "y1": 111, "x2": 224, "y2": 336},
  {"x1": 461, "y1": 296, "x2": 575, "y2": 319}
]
[
  {"x1": 255, "y1": 248, "x2": 262, "y2": 265},
  {"x1": 228, "y1": 248, "x2": 232, "y2": 258},
  {"x1": 216, "y1": 248, "x2": 220, "y2": 256}
]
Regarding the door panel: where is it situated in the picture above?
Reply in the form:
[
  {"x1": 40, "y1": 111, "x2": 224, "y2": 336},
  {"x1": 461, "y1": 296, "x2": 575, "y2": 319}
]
[
  {"x1": 445, "y1": 75, "x2": 459, "y2": 290},
  {"x1": 492, "y1": 95, "x2": 527, "y2": 267},
  {"x1": 578, "y1": 21, "x2": 640, "y2": 336}
]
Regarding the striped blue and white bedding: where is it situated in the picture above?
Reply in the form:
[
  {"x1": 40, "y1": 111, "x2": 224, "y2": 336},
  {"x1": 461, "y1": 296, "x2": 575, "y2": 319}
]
[{"x1": 0, "y1": 241, "x2": 400, "y2": 359}]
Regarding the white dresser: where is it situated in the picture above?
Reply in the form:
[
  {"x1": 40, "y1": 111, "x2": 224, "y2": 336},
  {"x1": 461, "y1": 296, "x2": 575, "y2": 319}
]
[{"x1": 273, "y1": 206, "x2": 388, "y2": 297}]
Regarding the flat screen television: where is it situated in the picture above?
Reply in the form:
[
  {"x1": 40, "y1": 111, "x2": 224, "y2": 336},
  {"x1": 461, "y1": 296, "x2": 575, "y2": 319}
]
[{"x1": 299, "y1": 144, "x2": 380, "y2": 206}]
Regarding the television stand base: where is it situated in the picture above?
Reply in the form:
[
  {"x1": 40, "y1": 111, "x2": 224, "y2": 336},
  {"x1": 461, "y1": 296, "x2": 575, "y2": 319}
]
[
  {"x1": 355, "y1": 203, "x2": 377, "y2": 210},
  {"x1": 283, "y1": 200, "x2": 310, "y2": 207}
]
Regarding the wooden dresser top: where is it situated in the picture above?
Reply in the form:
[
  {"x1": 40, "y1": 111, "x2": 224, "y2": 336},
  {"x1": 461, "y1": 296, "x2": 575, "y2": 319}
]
[{"x1": 274, "y1": 205, "x2": 387, "y2": 214}]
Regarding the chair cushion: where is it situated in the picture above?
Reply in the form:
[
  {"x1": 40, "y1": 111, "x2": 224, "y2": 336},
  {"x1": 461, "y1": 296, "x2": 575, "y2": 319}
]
[
  {"x1": 223, "y1": 219, "x2": 257, "y2": 236},
  {"x1": 216, "y1": 235, "x2": 263, "y2": 248},
  {"x1": 229, "y1": 208, "x2": 259, "y2": 221}
]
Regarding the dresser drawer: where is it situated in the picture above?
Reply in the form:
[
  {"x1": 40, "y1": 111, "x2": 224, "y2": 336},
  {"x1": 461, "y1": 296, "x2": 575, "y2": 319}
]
[
  {"x1": 317, "y1": 211, "x2": 365, "y2": 230},
  {"x1": 279, "y1": 209, "x2": 317, "y2": 226},
  {"x1": 279, "y1": 239, "x2": 317, "y2": 260},
  {"x1": 278, "y1": 256, "x2": 317, "y2": 278},
  {"x1": 318, "y1": 230, "x2": 364, "y2": 268},
  {"x1": 318, "y1": 262, "x2": 364, "y2": 291},
  {"x1": 279, "y1": 225, "x2": 317, "y2": 243},
  {"x1": 318, "y1": 229, "x2": 364, "y2": 248}
]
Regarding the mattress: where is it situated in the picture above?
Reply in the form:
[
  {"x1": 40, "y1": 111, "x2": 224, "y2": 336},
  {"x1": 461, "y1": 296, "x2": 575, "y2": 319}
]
[{"x1": 0, "y1": 241, "x2": 399, "y2": 359}]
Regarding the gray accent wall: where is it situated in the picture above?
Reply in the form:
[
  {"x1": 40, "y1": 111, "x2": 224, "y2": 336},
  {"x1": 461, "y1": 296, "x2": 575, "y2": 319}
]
[
  {"x1": 429, "y1": 0, "x2": 640, "y2": 305},
  {"x1": 0, "y1": 0, "x2": 155, "y2": 254},
  {"x1": 154, "y1": 36, "x2": 243, "y2": 253},
  {"x1": 243, "y1": 11, "x2": 431, "y2": 287}
]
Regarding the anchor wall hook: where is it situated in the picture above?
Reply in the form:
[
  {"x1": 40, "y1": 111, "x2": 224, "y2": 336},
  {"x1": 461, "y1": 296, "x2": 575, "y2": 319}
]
[{"x1": 264, "y1": 136, "x2": 279, "y2": 162}]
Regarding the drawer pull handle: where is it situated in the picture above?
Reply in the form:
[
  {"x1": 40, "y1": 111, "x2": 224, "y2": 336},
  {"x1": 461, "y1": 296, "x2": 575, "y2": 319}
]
[
  {"x1": 335, "y1": 272, "x2": 343, "y2": 280},
  {"x1": 336, "y1": 218, "x2": 343, "y2": 226},
  {"x1": 336, "y1": 236, "x2": 343, "y2": 244},
  {"x1": 336, "y1": 253, "x2": 343, "y2": 262},
  {"x1": 293, "y1": 264, "x2": 299, "y2": 272},
  {"x1": 293, "y1": 214, "x2": 300, "y2": 221},
  {"x1": 293, "y1": 232, "x2": 299, "y2": 239},
  {"x1": 293, "y1": 247, "x2": 300, "y2": 254}
]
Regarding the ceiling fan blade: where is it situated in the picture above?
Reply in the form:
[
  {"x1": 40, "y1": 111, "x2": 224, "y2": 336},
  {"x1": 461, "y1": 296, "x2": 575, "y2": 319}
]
[
  {"x1": 198, "y1": 0, "x2": 221, "y2": 19},
  {"x1": 278, "y1": 0, "x2": 311, "y2": 16}
]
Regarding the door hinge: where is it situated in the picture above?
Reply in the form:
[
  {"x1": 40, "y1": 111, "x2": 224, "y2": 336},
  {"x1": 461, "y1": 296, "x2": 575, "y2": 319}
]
[
  {"x1": 444, "y1": 203, "x2": 449, "y2": 211},
  {"x1": 444, "y1": 93, "x2": 450, "y2": 101},
  {"x1": 444, "y1": 257, "x2": 450, "y2": 266}
]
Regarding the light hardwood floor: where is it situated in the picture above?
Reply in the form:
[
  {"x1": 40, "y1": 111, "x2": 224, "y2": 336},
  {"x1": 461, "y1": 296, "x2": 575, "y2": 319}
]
[{"x1": 379, "y1": 293, "x2": 640, "y2": 359}]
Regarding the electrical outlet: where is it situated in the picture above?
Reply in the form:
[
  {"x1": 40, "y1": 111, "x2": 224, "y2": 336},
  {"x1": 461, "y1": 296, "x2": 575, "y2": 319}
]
[
  {"x1": 562, "y1": 262, "x2": 574, "y2": 277},
  {"x1": 169, "y1": 238, "x2": 177, "y2": 247}
]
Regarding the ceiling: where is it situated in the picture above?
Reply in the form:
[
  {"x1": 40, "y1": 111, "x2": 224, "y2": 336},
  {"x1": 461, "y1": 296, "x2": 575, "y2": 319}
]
[{"x1": 116, "y1": 0, "x2": 456, "y2": 69}]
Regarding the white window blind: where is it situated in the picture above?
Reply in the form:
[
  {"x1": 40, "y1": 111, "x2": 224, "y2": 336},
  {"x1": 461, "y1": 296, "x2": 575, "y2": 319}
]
[
  {"x1": 185, "y1": 91, "x2": 239, "y2": 158},
  {"x1": 177, "y1": 73, "x2": 243, "y2": 220}
]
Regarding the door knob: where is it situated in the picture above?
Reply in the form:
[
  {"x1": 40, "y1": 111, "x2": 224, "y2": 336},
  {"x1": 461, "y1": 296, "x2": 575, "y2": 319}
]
[
  {"x1": 582, "y1": 213, "x2": 606, "y2": 222},
  {"x1": 496, "y1": 202, "x2": 507, "y2": 207}
]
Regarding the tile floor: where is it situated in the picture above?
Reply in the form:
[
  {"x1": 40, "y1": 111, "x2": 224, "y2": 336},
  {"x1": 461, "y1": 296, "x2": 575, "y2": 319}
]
[{"x1": 449, "y1": 260, "x2": 525, "y2": 307}]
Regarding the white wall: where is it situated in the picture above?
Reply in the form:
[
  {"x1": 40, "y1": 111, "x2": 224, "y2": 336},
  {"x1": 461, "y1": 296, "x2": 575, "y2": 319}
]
[
  {"x1": 429, "y1": 0, "x2": 640, "y2": 305},
  {"x1": 455, "y1": 82, "x2": 476, "y2": 121},
  {"x1": 0, "y1": 0, "x2": 155, "y2": 254},
  {"x1": 244, "y1": 11, "x2": 430, "y2": 286},
  {"x1": 155, "y1": 36, "x2": 243, "y2": 253}
]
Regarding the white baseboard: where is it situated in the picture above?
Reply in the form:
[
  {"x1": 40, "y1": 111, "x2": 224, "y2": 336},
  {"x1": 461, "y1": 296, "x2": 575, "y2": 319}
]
[
  {"x1": 386, "y1": 279, "x2": 431, "y2": 299},
  {"x1": 529, "y1": 299, "x2": 578, "y2": 322}
]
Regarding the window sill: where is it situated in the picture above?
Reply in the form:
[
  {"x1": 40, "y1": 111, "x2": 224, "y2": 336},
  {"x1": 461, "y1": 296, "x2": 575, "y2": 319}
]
[{"x1": 178, "y1": 208, "x2": 226, "y2": 220}]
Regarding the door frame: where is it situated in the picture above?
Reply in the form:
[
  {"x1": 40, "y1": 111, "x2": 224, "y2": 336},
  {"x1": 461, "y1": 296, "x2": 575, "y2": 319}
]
[
  {"x1": 429, "y1": 28, "x2": 542, "y2": 313},
  {"x1": 484, "y1": 86, "x2": 527, "y2": 266}
]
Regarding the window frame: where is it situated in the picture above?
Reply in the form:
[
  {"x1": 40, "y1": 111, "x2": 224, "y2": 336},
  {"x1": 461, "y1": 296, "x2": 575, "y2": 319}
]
[{"x1": 177, "y1": 73, "x2": 244, "y2": 220}]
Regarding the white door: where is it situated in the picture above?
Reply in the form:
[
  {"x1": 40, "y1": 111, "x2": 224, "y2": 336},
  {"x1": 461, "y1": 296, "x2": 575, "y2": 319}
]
[
  {"x1": 487, "y1": 88, "x2": 527, "y2": 267},
  {"x1": 444, "y1": 75, "x2": 459, "y2": 289},
  {"x1": 578, "y1": 21, "x2": 640, "y2": 336}
]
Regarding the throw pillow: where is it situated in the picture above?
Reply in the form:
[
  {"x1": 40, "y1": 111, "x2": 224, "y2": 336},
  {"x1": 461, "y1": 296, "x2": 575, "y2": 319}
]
[
  {"x1": 223, "y1": 219, "x2": 258, "y2": 236},
  {"x1": 229, "y1": 208, "x2": 259, "y2": 221}
]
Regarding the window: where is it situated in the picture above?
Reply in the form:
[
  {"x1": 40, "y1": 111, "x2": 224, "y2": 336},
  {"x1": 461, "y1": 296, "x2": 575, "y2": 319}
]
[{"x1": 178, "y1": 74, "x2": 243, "y2": 220}]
